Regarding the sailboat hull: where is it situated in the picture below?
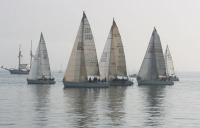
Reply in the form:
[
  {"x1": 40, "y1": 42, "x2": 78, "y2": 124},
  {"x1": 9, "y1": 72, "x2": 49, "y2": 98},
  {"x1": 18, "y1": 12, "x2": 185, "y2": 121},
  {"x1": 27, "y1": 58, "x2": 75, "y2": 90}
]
[
  {"x1": 63, "y1": 81, "x2": 109, "y2": 88},
  {"x1": 27, "y1": 78, "x2": 55, "y2": 84},
  {"x1": 169, "y1": 76, "x2": 179, "y2": 81},
  {"x1": 109, "y1": 80, "x2": 133, "y2": 86},
  {"x1": 137, "y1": 80, "x2": 174, "y2": 86},
  {"x1": 9, "y1": 69, "x2": 29, "y2": 75}
]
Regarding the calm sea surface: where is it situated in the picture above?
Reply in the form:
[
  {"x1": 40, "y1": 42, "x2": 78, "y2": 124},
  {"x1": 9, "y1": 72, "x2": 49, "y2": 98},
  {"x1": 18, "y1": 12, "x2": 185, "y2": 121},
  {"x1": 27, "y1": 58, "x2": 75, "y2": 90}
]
[{"x1": 0, "y1": 71, "x2": 200, "y2": 128}]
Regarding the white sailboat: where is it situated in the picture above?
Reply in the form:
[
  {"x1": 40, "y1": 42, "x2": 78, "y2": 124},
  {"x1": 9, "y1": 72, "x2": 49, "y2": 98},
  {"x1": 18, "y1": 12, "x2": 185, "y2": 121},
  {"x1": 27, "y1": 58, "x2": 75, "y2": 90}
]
[
  {"x1": 99, "y1": 19, "x2": 133, "y2": 86},
  {"x1": 165, "y1": 45, "x2": 179, "y2": 81},
  {"x1": 63, "y1": 12, "x2": 108, "y2": 88},
  {"x1": 137, "y1": 28, "x2": 174, "y2": 85},
  {"x1": 27, "y1": 33, "x2": 55, "y2": 84}
]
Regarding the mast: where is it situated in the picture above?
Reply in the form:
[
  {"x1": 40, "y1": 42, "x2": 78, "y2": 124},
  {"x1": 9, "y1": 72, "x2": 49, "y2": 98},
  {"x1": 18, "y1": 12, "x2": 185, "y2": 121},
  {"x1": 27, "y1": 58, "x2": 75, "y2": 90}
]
[
  {"x1": 151, "y1": 30, "x2": 157, "y2": 79},
  {"x1": 79, "y1": 11, "x2": 86, "y2": 81},
  {"x1": 30, "y1": 40, "x2": 33, "y2": 68},
  {"x1": 18, "y1": 45, "x2": 22, "y2": 70}
]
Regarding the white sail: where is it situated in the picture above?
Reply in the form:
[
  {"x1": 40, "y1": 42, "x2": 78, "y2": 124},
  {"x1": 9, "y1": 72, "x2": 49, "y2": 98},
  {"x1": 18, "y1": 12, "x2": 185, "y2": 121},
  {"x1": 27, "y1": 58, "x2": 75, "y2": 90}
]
[
  {"x1": 165, "y1": 45, "x2": 175, "y2": 76},
  {"x1": 28, "y1": 33, "x2": 52, "y2": 79},
  {"x1": 100, "y1": 20, "x2": 127, "y2": 80},
  {"x1": 138, "y1": 28, "x2": 166, "y2": 80},
  {"x1": 64, "y1": 12, "x2": 99, "y2": 82}
]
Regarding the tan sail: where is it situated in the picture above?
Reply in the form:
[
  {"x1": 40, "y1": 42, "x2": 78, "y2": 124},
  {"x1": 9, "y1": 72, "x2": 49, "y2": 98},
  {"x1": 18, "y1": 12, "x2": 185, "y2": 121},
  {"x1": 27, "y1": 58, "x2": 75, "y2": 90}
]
[
  {"x1": 82, "y1": 13, "x2": 99, "y2": 76},
  {"x1": 100, "y1": 19, "x2": 127, "y2": 80},
  {"x1": 64, "y1": 12, "x2": 99, "y2": 82}
]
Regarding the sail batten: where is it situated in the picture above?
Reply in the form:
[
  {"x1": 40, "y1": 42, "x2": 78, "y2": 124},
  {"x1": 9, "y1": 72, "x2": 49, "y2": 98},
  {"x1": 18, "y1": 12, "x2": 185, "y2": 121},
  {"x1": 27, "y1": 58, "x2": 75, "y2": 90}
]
[
  {"x1": 64, "y1": 12, "x2": 99, "y2": 82},
  {"x1": 138, "y1": 28, "x2": 166, "y2": 80},
  {"x1": 100, "y1": 20, "x2": 127, "y2": 80}
]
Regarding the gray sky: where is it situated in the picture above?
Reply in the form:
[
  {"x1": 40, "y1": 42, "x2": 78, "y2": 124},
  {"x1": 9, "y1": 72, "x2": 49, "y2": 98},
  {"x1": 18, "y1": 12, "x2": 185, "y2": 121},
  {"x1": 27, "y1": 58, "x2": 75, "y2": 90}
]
[{"x1": 0, "y1": 0, "x2": 200, "y2": 73}]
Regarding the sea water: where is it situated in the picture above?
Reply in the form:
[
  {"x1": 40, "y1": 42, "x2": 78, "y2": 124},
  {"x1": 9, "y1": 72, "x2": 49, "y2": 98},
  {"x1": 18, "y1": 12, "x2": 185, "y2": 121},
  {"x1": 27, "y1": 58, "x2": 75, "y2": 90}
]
[{"x1": 0, "y1": 71, "x2": 200, "y2": 128}]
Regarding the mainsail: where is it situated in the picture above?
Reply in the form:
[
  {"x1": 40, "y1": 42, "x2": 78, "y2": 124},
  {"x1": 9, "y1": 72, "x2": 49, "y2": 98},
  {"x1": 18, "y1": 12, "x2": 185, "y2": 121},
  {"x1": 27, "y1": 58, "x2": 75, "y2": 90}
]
[
  {"x1": 138, "y1": 28, "x2": 166, "y2": 80},
  {"x1": 63, "y1": 12, "x2": 99, "y2": 82},
  {"x1": 100, "y1": 19, "x2": 127, "y2": 80},
  {"x1": 28, "y1": 33, "x2": 52, "y2": 80},
  {"x1": 165, "y1": 45, "x2": 175, "y2": 76}
]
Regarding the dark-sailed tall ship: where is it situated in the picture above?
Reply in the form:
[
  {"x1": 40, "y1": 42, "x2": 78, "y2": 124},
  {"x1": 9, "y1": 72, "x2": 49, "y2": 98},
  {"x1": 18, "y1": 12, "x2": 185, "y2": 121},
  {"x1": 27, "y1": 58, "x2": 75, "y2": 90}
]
[{"x1": 1, "y1": 44, "x2": 32, "y2": 75}]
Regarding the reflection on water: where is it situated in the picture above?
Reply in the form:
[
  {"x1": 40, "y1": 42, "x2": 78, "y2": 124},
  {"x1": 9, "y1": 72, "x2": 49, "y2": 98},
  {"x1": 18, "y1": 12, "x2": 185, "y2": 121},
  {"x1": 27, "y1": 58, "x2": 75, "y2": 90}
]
[
  {"x1": 63, "y1": 87, "x2": 127, "y2": 128},
  {"x1": 140, "y1": 86, "x2": 166, "y2": 127},
  {"x1": 31, "y1": 85, "x2": 50, "y2": 127},
  {"x1": 64, "y1": 89, "x2": 100, "y2": 128},
  {"x1": 106, "y1": 86, "x2": 127, "y2": 126},
  {"x1": 1, "y1": 72, "x2": 200, "y2": 127}
]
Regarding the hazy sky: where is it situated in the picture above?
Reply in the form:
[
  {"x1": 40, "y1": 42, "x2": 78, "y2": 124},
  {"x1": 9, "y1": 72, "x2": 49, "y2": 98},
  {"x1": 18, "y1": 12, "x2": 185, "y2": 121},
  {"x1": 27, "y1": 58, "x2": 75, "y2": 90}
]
[{"x1": 0, "y1": 0, "x2": 200, "y2": 73}]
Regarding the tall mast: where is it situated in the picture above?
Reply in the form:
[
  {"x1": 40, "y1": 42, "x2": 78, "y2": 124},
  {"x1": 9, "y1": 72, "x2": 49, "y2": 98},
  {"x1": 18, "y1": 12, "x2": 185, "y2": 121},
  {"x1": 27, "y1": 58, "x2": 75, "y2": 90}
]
[
  {"x1": 79, "y1": 11, "x2": 86, "y2": 81},
  {"x1": 30, "y1": 40, "x2": 33, "y2": 68},
  {"x1": 18, "y1": 45, "x2": 22, "y2": 70}
]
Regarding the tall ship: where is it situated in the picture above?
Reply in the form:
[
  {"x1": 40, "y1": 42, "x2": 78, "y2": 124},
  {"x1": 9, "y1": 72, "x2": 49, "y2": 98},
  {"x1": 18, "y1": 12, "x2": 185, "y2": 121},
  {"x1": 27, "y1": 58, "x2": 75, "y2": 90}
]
[
  {"x1": 164, "y1": 45, "x2": 179, "y2": 81},
  {"x1": 99, "y1": 19, "x2": 133, "y2": 86},
  {"x1": 1, "y1": 45, "x2": 31, "y2": 74},
  {"x1": 27, "y1": 33, "x2": 55, "y2": 84},
  {"x1": 137, "y1": 28, "x2": 174, "y2": 85},
  {"x1": 63, "y1": 12, "x2": 108, "y2": 88}
]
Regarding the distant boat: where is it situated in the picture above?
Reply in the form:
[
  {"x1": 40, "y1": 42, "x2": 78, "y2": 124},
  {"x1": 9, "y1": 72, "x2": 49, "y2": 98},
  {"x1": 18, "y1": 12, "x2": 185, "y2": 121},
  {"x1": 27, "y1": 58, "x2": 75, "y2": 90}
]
[
  {"x1": 63, "y1": 12, "x2": 108, "y2": 88},
  {"x1": 99, "y1": 19, "x2": 133, "y2": 86},
  {"x1": 165, "y1": 45, "x2": 179, "y2": 81},
  {"x1": 27, "y1": 33, "x2": 55, "y2": 84},
  {"x1": 1, "y1": 45, "x2": 31, "y2": 74},
  {"x1": 137, "y1": 28, "x2": 174, "y2": 85}
]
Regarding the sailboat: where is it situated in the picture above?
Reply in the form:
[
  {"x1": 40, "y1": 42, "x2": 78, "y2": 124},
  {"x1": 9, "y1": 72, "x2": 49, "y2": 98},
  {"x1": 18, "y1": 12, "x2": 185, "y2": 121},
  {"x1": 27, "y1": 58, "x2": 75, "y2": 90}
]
[
  {"x1": 1, "y1": 45, "x2": 30, "y2": 74},
  {"x1": 63, "y1": 12, "x2": 108, "y2": 88},
  {"x1": 165, "y1": 45, "x2": 179, "y2": 81},
  {"x1": 137, "y1": 28, "x2": 174, "y2": 85},
  {"x1": 27, "y1": 33, "x2": 55, "y2": 84},
  {"x1": 99, "y1": 19, "x2": 133, "y2": 86}
]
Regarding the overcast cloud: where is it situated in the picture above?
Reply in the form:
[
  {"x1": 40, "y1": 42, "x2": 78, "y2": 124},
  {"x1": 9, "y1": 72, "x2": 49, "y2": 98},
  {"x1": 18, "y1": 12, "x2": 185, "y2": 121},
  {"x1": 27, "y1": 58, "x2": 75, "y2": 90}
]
[{"x1": 0, "y1": 0, "x2": 200, "y2": 73}]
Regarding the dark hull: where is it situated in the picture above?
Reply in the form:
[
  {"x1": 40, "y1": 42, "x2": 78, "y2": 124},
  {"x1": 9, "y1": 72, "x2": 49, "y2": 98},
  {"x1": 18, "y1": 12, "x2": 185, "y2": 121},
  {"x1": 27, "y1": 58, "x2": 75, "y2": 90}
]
[
  {"x1": 109, "y1": 80, "x2": 133, "y2": 86},
  {"x1": 9, "y1": 69, "x2": 29, "y2": 75},
  {"x1": 137, "y1": 80, "x2": 174, "y2": 86},
  {"x1": 170, "y1": 76, "x2": 179, "y2": 81},
  {"x1": 63, "y1": 81, "x2": 109, "y2": 88},
  {"x1": 27, "y1": 79, "x2": 55, "y2": 84}
]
